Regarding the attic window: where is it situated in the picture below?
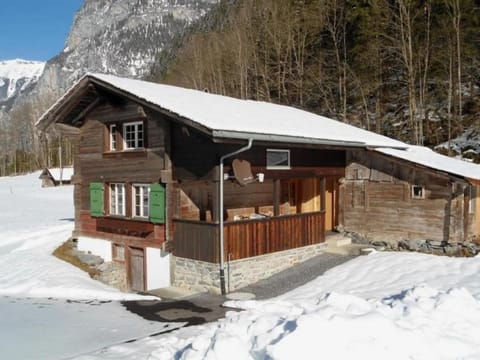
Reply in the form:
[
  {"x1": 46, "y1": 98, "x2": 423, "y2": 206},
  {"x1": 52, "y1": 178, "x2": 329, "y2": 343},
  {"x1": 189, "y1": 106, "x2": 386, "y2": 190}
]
[
  {"x1": 411, "y1": 185, "x2": 425, "y2": 199},
  {"x1": 123, "y1": 121, "x2": 144, "y2": 149},
  {"x1": 267, "y1": 149, "x2": 290, "y2": 170}
]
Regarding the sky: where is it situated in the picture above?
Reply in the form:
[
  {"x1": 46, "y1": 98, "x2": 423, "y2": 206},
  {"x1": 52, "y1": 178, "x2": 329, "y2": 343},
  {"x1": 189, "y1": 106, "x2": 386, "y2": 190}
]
[{"x1": 0, "y1": 1, "x2": 83, "y2": 62}]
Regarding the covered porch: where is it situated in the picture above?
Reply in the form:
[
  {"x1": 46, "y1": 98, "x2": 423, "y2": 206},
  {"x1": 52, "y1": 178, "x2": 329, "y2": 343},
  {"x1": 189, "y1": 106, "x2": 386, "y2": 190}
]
[{"x1": 172, "y1": 175, "x2": 340, "y2": 262}]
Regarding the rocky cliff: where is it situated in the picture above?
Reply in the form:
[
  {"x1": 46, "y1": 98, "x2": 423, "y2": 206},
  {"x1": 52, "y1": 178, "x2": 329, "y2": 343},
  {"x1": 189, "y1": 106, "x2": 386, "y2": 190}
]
[
  {"x1": 4, "y1": 0, "x2": 219, "y2": 130},
  {"x1": 0, "y1": 59, "x2": 45, "y2": 125}
]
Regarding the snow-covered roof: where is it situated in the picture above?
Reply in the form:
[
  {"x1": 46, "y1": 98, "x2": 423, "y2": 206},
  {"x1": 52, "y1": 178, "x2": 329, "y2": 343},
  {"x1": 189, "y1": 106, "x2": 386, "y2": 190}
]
[
  {"x1": 375, "y1": 146, "x2": 480, "y2": 181},
  {"x1": 37, "y1": 73, "x2": 408, "y2": 149},
  {"x1": 43, "y1": 167, "x2": 74, "y2": 182},
  {"x1": 36, "y1": 73, "x2": 480, "y2": 181}
]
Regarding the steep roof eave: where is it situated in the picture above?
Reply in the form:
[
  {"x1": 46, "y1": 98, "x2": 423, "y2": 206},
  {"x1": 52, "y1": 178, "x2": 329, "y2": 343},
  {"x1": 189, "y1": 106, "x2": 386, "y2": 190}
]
[{"x1": 213, "y1": 130, "x2": 411, "y2": 149}]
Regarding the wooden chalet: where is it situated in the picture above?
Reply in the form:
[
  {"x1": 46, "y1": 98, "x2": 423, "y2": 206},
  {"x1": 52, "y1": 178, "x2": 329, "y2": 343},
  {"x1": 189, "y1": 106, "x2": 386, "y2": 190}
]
[
  {"x1": 39, "y1": 167, "x2": 74, "y2": 187},
  {"x1": 36, "y1": 74, "x2": 480, "y2": 294}
]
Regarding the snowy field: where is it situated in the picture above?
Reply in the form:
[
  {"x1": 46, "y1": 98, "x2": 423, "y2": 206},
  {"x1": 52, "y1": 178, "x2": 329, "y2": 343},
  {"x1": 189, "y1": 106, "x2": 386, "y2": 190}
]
[
  {"x1": 0, "y1": 172, "x2": 180, "y2": 360},
  {"x1": 2, "y1": 172, "x2": 480, "y2": 359}
]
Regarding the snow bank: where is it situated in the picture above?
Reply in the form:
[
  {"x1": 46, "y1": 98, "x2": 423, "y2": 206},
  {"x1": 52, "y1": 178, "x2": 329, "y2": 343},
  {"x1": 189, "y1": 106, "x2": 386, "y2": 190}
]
[
  {"x1": 81, "y1": 252, "x2": 480, "y2": 359},
  {"x1": 0, "y1": 172, "x2": 154, "y2": 300}
]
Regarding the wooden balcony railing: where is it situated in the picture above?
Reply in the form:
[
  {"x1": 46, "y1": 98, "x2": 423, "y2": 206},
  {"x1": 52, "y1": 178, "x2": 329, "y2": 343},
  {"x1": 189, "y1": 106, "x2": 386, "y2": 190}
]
[{"x1": 173, "y1": 211, "x2": 325, "y2": 263}]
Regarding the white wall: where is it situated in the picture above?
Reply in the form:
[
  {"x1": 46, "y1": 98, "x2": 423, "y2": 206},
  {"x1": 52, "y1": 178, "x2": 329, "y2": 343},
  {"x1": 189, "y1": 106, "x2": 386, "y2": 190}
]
[
  {"x1": 77, "y1": 237, "x2": 112, "y2": 262},
  {"x1": 146, "y1": 247, "x2": 170, "y2": 290}
]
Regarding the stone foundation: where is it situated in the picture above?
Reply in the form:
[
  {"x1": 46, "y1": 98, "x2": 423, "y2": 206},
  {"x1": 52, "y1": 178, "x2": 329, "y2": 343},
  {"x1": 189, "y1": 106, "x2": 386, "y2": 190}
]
[
  {"x1": 173, "y1": 242, "x2": 327, "y2": 293},
  {"x1": 95, "y1": 261, "x2": 127, "y2": 292}
]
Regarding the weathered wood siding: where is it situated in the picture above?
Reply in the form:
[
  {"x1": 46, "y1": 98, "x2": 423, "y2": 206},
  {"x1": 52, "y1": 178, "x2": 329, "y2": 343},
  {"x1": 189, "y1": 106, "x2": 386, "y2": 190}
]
[
  {"x1": 340, "y1": 149, "x2": 469, "y2": 243},
  {"x1": 173, "y1": 211, "x2": 325, "y2": 262},
  {"x1": 72, "y1": 99, "x2": 168, "y2": 248}
]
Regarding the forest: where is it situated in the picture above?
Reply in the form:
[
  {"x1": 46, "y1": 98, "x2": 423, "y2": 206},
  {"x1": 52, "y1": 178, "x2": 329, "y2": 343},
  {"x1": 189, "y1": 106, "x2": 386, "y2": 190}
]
[
  {"x1": 1, "y1": 0, "x2": 479, "y2": 176},
  {"x1": 155, "y1": 0, "x2": 480, "y2": 149}
]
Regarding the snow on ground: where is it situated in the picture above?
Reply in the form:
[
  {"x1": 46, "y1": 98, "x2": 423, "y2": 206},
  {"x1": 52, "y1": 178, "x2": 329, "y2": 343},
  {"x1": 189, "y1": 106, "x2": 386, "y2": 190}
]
[
  {"x1": 0, "y1": 172, "x2": 181, "y2": 360},
  {"x1": 80, "y1": 253, "x2": 480, "y2": 359},
  {"x1": 3, "y1": 172, "x2": 480, "y2": 359},
  {"x1": 0, "y1": 171, "x2": 155, "y2": 300}
]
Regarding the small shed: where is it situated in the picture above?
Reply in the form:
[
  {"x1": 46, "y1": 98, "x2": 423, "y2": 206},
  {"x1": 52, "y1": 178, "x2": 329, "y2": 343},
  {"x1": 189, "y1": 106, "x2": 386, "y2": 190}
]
[{"x1": 39, "y1": 167, "x2": 74, "y2": 187}]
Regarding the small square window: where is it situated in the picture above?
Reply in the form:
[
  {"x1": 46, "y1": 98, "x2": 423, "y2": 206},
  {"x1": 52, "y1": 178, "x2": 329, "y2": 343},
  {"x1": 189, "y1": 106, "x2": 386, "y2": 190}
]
[
  {"x1": 411, "y1": 185, "x2": 425, "y2": 199},
  {"x1": 267, "y1": 149, "x2": 290, "y2": 169},
  {"x1": 113, "y1": 244, "x2": 125, "y2": 262}
]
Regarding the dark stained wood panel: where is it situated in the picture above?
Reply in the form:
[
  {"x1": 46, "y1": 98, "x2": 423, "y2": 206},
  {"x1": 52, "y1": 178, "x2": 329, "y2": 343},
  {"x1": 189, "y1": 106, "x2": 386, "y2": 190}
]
[{"x1": 173, "y1": 211, "x2": 325, "y2": 263}]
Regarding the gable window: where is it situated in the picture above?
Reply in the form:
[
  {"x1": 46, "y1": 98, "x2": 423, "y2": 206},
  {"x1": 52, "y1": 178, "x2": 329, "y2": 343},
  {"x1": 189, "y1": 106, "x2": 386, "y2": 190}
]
[
  {"x1": 133, "y1": 184, "x2": 149, "y2": 218},
  {"x1": 109, "y1": 124, "x2": 117, "y2": 151},
  {"x1": 411, "y1": 185, "x2": 425, "y2": 199},
  {"x1": 123, "y1": 121, "x2": 144, "y2": 149},
  {"x1": 110, "y1": 183, "x2": 126, "y2": 216},
  {"x1": 267, "y1": 149, "x2": 290, "y2": 170}
]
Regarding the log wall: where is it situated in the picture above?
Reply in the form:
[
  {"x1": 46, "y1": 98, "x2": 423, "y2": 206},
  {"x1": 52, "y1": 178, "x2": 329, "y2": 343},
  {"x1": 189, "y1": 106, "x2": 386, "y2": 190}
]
[
  {"x1": 341, "y1": 149, "x2": 471, "y2": 243},
  {"x1": 73, "y1": 100, "x2": 168, "y2": 247}
]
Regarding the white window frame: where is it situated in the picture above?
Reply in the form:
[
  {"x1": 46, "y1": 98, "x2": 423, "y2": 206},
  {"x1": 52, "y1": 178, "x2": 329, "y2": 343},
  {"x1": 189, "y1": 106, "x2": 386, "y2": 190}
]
[
  {"x1": 109, "y1": 124, "x2": 117, "y2": 151},
  {"x1": 411, "y1": 185, "x2": 425, "y2": 199},
  {"x1": 266, "y1": 149, "x2": 291, "y2": 170},
  {"x1": 110, "y1": 183, "x2": 126, "y2": 216},
  {"x1": 133, "y1": 184, "x2": 150, "y2": 218},
  {"x1": 123, "y1": 121, "x2": 144, "y2": 150}
]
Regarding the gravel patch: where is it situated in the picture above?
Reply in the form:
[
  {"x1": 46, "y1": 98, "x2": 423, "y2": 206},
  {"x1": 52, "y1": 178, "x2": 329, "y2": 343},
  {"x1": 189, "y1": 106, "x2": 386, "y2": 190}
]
[{"x1": 237, "y1": 252, "x2": 356, "y2": 300}]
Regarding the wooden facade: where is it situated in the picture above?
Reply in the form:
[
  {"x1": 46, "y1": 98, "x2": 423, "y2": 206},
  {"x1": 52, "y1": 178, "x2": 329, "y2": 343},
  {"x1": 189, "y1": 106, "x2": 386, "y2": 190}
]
[
  {"x1": 40, "y1": 74, "x2": 480, "y2": 293},
  {"x1": 65, "y1": 91, "x2": 345, "y2": 291},
  {"x1": 340, "y1": 149, "x2": 476, "y2": 243}
]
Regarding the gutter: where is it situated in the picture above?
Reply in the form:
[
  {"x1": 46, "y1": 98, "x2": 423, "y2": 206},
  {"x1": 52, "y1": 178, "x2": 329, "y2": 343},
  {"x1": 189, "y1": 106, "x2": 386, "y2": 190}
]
[
  {"x1": 218, "y1": 138, "x2": 254, "y2": 295},
  {"x1": 213, "y1": 130, "x2": 409, "y2": 150}
]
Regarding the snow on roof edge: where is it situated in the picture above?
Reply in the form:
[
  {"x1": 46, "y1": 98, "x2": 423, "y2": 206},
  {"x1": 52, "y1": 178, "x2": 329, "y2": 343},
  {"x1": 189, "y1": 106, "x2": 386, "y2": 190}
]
[{"x1": 374, "y1": 146, "x2": 480, "y2": 181}]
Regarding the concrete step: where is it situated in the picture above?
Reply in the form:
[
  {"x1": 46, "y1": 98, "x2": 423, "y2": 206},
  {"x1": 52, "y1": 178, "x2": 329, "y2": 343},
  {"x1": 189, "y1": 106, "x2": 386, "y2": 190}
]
[
  {"x1": 325, "y1": 233, "x2": 372, "y2": 256},
  {"x1": 325, "y1": 243, "x2": 371, "y2": 256},
  {"x1": 325, "y1": 233, "x2": 352, "y2": 247},
  {"x1": 148, "y1": 286, "x2": 201, "y2": 300}
]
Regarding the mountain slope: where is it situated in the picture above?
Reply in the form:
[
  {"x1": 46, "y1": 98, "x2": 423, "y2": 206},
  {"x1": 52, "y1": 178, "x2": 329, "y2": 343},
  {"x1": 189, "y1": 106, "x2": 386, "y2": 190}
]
[
  {"x1": 0, "y1": 59, "x2": 44, "y2": 111},
  {"x1": 3, "y1": 0, "x2": 219, "y2": 131}
]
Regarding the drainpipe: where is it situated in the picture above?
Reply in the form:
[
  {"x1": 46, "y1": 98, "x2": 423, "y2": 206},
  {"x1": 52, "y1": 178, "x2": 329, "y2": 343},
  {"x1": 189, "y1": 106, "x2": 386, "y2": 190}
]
[{"x1": 219, "y1": 138, "x2": 253, "y2": 295}]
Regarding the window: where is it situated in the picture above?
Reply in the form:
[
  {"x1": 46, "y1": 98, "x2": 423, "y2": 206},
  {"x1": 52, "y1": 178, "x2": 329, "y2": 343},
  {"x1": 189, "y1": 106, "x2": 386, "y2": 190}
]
[
  {"x1": 113, "y1": 244, "x2": 125, "y2": 262},
  {"x1": 110, "y1": 183, "x2": 126, "y2": 215},
  {"x1": 133, "y1": 184, "x2": 149, "y2": 218},
  {"x1": 123, "y1": 121, "x2": 144, "y2": 149},
  {"x1": 411, "y1": 185, "x2": 425, "y2": 199},
  {"x1": 109, "y1": 124, "x2": 117, "y2": 151},
  {"x1": 267, "y1": 149, "x2": 290, "y2": 169}
]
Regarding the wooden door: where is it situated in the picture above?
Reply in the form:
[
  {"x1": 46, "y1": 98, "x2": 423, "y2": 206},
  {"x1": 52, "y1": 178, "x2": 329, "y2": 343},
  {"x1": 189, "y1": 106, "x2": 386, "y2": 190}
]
[
  {"x1": 301, "y1": 178, "x2": 320, "y2": 212},
  {"x1": 325, "y1": 177, "x2": 339, "y2": 231},
  {"x1": 129, "y1": 247, "x2": 145, "y2": 292}
]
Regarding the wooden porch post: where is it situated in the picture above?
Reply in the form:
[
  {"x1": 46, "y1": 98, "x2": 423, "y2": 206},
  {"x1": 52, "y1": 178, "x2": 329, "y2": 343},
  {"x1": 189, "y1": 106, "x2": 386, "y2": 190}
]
[
  {"x1": 212, "y1": 166, "x2": 220, "y2": 222},
  {"x1": 273, "y1": 179, "x2": 281, "y2": 216},
  {"x1": 320, "y1": 177, "x2": 326, "y2": 212}
]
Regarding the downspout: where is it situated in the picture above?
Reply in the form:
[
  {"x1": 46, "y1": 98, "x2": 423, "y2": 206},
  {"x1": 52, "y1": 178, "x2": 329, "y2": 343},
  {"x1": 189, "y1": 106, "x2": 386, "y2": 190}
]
[{"x1": 219, "y1": 138, "x2": 253, "y2": 295}]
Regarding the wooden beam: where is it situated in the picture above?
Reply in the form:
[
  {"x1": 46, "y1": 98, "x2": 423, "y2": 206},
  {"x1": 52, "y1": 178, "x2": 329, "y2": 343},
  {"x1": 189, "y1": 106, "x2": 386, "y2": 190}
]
[
  {"x1": 273, "y1": 179, "x2": 280, "y2": 216},
  {"x1": 320, "y1": 177, "x2": 326, "y2": 212}
]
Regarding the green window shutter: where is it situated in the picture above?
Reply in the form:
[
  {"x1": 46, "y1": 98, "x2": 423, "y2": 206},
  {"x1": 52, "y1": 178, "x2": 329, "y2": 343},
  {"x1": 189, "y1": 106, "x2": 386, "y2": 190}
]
[
  {"x1": 90, "y1": 182, "x2": 104, "y2": 217},
  {"x1": 149, "y1": 183, "x2": 165, "y2": 224}
]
